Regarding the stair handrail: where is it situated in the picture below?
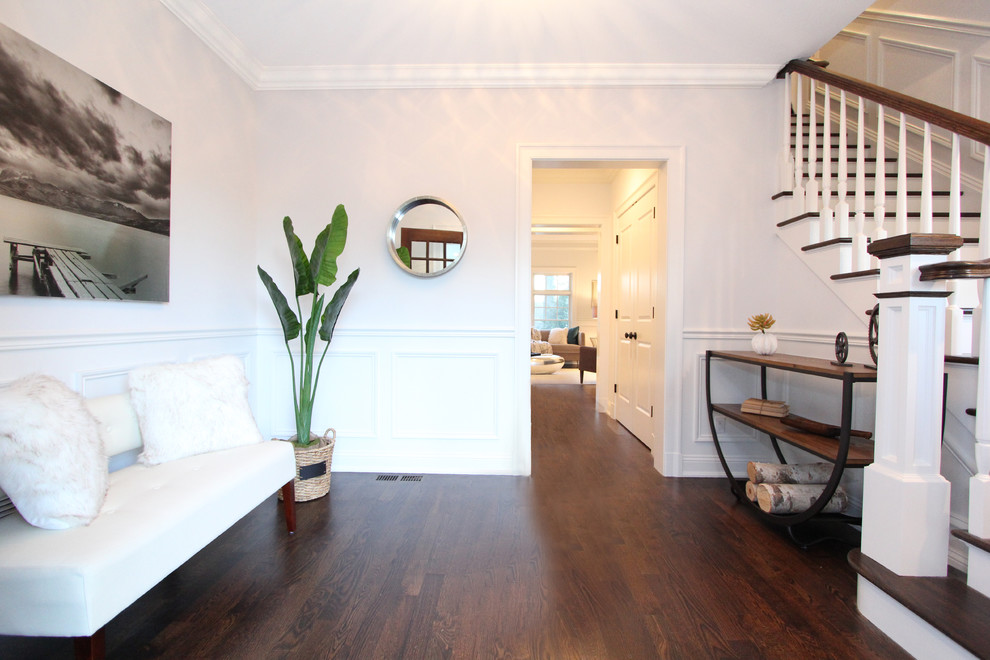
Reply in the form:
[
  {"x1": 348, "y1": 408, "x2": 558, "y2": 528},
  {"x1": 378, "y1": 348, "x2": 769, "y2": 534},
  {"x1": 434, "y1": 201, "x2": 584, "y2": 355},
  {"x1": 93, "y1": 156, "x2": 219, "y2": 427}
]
[{"x1": 778, "y1": 59, "x2": 990, "y2": 147}]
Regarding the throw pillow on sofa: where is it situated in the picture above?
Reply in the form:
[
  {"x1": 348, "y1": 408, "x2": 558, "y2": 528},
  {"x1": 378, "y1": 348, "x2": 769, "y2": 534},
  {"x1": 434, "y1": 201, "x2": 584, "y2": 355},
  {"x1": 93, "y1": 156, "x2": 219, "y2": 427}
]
[
  {"x1": 0, "y1": 374, "x2": 108, "y2": 529},
  {"x1": 547, "y1": 327, "x2": 568, "y2": 344},
  {"x1": 567, "y1": 326, "x2": 580, "y2": 345},
  {"x1": 130, "y1": 355, "x2": 263, "y2": 465}
]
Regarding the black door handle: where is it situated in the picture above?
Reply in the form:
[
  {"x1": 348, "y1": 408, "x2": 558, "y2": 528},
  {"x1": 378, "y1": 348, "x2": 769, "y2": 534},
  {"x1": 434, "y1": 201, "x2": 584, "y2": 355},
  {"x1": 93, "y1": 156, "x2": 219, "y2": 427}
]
[{"x1": 631, "y1": 332, "x2": 638, "y2": 340}]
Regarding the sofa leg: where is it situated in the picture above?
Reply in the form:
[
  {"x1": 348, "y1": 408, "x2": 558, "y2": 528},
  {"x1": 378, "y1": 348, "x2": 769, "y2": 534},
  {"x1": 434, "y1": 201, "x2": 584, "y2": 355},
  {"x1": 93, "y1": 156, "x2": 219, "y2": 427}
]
[
  {"x1": 73, "y1": 627, "x2": 105, "y2": 660},
  {"x1": 281, "y1": 480, "x2": 296, "y2": 534},
  {"x1": 579, "y1": 369, "x2": 585, "y2": 384}
]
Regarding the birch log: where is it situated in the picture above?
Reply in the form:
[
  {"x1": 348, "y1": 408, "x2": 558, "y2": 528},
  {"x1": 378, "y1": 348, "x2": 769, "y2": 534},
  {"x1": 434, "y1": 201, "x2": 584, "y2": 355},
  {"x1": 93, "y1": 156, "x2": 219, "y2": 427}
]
[
  {"x1": 756, "y1": 483, "x2": 848, "y2": 514},
  {"x1": 747, "y1": 461, "x2": 834, "y2": 484},
  {"x1": 745, "y1": 480, "x2": 759, "y2": 502}
]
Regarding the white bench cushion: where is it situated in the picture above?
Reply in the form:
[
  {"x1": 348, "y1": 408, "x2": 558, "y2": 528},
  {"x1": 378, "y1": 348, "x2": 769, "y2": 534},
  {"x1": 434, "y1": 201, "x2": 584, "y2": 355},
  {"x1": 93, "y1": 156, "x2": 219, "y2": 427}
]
[{"x1": 0, "y1": 440, "x2": 294, "y2": 637}]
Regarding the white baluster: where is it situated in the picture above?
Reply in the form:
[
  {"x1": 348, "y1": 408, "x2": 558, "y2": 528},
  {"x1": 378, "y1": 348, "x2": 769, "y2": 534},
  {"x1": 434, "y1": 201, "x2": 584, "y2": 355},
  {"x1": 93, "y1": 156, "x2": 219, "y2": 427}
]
[
  {"x1": 835, "y1": 90, "x2": 851, "y2": 273},
  {"x1": 820, "y1": 85, "x2": 834, "y2": 241},
  {"x1": 896, "y1": 113, "x2": 908, "y2": 236},
  {"x1": 779, "y1": 74, "x2": 795, "y2": 192},
  {"x1": 854, "y1": 99, "x2": 869, "y2": 271},
  {"x1": 970, "y1": 149, "x2": 990, "y2": 565},
  {"x1": 949, "y1": 134, "x2": 962, "y2": 248},
  {"x1": 792, "y1": 75, "x2": 804, "y2": 215},
  {"x1": 967, "y1": 145, "x2": 990, "y2": 601},
  {"x1": 921, "y1": 122, "x2": 933, "y2": 234},
  {"x1": 973, "y1": 145, "x2": 990, "y2": 359},
  {"x1": 806, "y1": 81, "x2": 820, "y2": 243},
  {"x1": 945, "y1": 134, "x2": 974, "y2": 355},
  {"x1": 873, "y1": 105, "x2": 887, "y2": 268},
  {"x1": 982, "y1": 145, "x2": 990, "y2": 262}
]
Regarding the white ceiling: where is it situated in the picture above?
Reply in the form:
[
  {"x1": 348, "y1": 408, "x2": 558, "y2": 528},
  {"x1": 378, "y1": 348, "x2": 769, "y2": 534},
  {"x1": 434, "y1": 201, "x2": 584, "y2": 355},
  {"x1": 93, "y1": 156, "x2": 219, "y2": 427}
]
[{"x1": 161, "y1": 0, "x2": 872, "y2": 90}]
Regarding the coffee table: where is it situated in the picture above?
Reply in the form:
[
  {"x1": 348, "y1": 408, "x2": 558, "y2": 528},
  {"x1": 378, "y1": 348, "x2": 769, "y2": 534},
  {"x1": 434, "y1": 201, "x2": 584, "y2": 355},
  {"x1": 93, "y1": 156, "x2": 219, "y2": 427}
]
[{"x1": 530, "y1": 354, "x2": 564, "y2": 375}]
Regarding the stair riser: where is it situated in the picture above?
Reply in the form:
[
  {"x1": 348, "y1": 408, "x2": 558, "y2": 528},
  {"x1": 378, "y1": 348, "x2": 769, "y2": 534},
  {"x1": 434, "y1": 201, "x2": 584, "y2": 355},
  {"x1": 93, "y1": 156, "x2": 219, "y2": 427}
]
[{"x1": 968, "y1": 548, "x2": 990, "y2": 599}]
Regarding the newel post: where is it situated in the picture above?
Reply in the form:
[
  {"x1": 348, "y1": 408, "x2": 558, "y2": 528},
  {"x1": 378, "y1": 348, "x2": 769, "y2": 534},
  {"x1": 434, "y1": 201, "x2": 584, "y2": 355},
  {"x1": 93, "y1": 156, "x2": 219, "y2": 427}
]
[
  {"x1": 862, "y1": 233, "x2": 962, "y2": 576},
  {"x1": 917, "y1": 252, "x2": 990, "y2": 595}
]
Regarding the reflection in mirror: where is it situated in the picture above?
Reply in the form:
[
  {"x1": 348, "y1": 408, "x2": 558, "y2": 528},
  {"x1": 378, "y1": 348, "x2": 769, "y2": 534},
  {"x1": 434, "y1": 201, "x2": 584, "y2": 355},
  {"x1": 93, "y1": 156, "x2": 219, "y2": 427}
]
[{"x1": 387, "y1": 196, "x2": 466, "y2": 277}]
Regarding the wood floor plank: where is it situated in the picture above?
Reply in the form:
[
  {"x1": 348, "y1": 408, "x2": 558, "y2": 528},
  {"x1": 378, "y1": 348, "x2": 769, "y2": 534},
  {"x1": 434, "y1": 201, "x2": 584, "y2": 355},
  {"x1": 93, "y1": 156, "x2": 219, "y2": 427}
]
[{"x1": 0, "y1": 380, "x2": 910, "y2": 659}]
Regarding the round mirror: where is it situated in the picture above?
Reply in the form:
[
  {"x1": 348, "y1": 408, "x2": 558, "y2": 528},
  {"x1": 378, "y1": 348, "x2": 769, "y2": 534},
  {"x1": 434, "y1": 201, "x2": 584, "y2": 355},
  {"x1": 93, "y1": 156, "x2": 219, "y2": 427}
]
[{"x1": 387, "y1": 196, "x2": 466, "y2": 277}]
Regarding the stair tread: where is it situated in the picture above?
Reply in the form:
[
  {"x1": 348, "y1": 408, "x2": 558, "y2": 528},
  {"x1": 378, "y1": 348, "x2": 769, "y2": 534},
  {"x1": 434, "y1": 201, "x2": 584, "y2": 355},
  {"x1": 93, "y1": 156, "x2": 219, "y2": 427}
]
[
  {"x1": 831, "y1": 269, "x2": 879, "y2": 281},
  {"x1": 848, "y1": 549, "x2": 990, "y2": 660},
  {"x1": 774, "y1": 190, "x2": 955, "y2": 198},
  {"x1": 803, "y1": 237, "x2": 852, "y2": 251},
  {"x1": 953, "y1": 529, "x2": 990, "y2": 554}
]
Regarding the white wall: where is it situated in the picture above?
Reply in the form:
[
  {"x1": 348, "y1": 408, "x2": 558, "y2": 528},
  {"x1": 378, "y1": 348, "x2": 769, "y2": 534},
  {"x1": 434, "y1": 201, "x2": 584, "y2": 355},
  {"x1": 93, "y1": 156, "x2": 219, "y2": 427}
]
[
  {"x1": 252, "y1": 81, "x2": 863, "y2": 477},
  {"x1": 0, "y1": 3, "x2": 881, "y2": 479},
  {"x1": 0, "y1": 2, "x2": 261, "y2": 395}
]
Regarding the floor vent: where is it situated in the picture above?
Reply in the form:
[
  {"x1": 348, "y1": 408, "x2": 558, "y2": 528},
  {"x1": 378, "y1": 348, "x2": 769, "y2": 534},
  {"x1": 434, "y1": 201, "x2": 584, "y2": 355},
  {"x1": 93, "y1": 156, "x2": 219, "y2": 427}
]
[
  {"x1": 376, "y1": 474, "x2": 399, "y2": 481},
  {"x1": 401, "y1": 475, "x2": 423, "y2": 482}
]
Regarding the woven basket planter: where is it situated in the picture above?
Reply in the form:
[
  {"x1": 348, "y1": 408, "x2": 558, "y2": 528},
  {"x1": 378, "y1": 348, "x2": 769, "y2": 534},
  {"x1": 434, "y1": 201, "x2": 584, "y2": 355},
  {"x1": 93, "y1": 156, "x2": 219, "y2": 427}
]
[{"x1": 278, "y1": 428, "x2": 336, "y2": 502}]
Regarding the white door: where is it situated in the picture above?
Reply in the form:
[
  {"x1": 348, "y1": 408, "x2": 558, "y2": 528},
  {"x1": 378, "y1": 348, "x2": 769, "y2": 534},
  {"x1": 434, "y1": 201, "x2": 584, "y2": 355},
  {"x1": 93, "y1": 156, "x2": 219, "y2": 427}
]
[{"x1": 615, "y1": 178, "x2": 657, "y2": 448}]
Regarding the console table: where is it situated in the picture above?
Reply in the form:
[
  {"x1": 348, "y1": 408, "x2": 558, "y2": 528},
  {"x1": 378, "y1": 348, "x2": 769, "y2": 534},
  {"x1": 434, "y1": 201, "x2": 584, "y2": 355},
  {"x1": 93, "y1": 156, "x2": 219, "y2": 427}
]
[{"x1": 705, "y1": 350, "x2": 877, "y2": 541}]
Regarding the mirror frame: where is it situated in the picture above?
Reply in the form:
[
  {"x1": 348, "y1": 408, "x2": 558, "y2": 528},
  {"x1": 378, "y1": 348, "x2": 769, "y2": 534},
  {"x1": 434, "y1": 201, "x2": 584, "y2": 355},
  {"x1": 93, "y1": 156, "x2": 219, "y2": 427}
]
[{"x1": 387, "y1": 196, "x2": 467, "y2": 278}]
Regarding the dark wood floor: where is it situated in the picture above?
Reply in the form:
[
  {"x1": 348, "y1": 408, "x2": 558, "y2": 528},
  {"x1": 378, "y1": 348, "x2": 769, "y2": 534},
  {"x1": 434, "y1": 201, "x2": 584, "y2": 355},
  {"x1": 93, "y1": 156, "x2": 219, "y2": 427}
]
[{"x1": 1, "y1": 382, "x2": 908, "y2": 659}]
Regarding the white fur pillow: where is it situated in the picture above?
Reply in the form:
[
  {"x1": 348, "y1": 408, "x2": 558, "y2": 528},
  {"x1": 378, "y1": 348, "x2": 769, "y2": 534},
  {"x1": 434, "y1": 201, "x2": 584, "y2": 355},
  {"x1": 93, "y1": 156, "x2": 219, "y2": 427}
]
[
  {"x1": 0, "y1": 374, "x2": 108, "y2": 529},
  {"x1": 130, "y1": 355, "x2": 263, "y2": 465},
  {"x1": 547, "y1": 327, "x2": 568, "y2": 344}
]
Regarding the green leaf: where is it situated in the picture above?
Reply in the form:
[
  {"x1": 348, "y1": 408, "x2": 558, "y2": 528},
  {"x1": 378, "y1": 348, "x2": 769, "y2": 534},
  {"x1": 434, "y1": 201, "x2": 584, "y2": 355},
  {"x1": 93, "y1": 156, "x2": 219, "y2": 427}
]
[
  {"x1": 309, "y1": 224, "x2": 333, "y2": 290},
  {"x1": 396, "y1": 245, "x2": 412, "y2": 269},
  {"x1": 283, "y1": 216, "x2": 314, "y2": 296},
  {"x1": 315, "y1": 205, "x2": 347, "y2": 287},
  {"x1": 257, "y1": 266, "x2": 300, "y2": 341},
  {"x1": 319, "y1": 268, "x2": 359, "y2": 342}
]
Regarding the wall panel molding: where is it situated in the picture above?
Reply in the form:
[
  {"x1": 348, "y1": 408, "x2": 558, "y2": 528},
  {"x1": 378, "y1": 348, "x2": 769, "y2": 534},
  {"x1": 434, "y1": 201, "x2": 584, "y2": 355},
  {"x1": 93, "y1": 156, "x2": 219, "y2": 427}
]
[
  {"x1": 391, "y1": 352, "x2": 499, "y2": 440},
  {"x1": 257, "y1": 326, "x2": 514, "y2": 340},
  {"x1": 878, "y1": 37, "x2": 958, "y2": 112},
  {"x1": 861, "y1": 9, "x2": 990, "y2": 39},
  {"x1": 0, "y1": 327, "x2": 258, "y2": 352},
  {"x1": 973, "y1": 56, "x2": 990, "y2": 160}
]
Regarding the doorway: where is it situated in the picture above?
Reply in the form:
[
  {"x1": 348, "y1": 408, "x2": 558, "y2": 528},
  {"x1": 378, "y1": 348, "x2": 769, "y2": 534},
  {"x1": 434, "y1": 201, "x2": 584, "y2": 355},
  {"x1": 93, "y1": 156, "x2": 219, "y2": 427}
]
[{"x1": 516, "y1": 146, "x2": 685, "y2": 477}]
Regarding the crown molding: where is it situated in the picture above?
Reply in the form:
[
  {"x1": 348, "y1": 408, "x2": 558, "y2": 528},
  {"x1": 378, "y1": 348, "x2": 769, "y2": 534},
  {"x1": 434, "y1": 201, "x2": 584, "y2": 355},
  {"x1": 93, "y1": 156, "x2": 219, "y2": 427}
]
[
  {"x1": 253, "y1": 63, "x2": 780, "y2": 91},
  {"x1": 160, "y1": 0, "x2": 264, "y2": 84},
  {"x1": 860, "y1": 9, "x2": 990, "y2": 38},
  {"x1": 161, "y1": 0, "x2": 777, "y2": 91}
]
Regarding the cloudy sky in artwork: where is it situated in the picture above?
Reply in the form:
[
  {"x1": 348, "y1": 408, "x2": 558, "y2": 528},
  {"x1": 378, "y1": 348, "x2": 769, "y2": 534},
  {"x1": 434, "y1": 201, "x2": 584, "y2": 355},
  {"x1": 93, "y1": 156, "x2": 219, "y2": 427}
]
[{"x1": 0, "y1": 22, "x2": 171, "y2": 221}]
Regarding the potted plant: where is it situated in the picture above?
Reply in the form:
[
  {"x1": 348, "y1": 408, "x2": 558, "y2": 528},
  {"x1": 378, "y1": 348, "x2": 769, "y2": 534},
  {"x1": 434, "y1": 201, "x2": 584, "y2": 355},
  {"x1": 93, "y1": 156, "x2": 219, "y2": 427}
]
[
  {"x1": 748, "y1": 313, "x2": 777, "y2": 355},
  {"x1": 258, "y1": 204, "x2": 359, "y2": 501}
]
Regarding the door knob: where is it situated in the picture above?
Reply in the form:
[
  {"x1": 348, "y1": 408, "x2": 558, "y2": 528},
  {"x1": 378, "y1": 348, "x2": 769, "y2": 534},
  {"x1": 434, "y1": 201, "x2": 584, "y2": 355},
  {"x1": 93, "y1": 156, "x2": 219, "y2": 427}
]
[
  {"x1": 631, "y1": 332, "x2": 638, "y2": 340},
  {"x1": 624, "y1": 332, "x2": 630, "y2": 339}
]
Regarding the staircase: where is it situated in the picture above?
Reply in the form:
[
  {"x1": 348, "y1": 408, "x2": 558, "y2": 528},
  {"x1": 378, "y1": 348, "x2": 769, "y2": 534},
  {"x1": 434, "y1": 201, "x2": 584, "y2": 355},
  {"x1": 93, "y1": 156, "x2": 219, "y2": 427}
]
[
  {"x1": 776, "y1": 59, "x2": 990, "y2": 659},
  {"x1": 775, "y1": 62, "x2": 986, "y2": 352}
]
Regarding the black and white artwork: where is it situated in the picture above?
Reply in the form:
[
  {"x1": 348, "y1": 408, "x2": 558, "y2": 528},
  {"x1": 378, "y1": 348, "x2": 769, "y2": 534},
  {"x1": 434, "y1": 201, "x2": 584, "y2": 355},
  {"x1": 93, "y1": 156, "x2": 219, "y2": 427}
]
[{"x1": 0, "y1": 22, "x2": 171, "y2": 302}]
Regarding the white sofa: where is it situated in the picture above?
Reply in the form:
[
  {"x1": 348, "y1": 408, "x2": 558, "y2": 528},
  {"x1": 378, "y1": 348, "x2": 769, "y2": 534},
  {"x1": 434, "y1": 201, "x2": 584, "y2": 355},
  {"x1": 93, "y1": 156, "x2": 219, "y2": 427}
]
[{"x1": 0, "y1": 392, "x2": 296, "y2": 659}]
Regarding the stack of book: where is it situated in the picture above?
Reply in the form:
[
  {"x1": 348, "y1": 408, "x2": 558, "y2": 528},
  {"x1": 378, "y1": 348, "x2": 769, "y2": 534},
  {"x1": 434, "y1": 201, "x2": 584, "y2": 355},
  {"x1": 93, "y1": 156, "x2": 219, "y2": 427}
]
[{"x1": 740, "y1": 398, "x2": 789, "y2": 417}]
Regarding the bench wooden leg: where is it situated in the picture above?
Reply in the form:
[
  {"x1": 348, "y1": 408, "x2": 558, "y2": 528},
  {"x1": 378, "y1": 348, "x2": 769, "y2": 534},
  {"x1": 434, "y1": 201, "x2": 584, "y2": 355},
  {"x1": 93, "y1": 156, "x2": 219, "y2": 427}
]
[
  {"x1": 281, "y1": 480, "x2": 296, "y2": 534},
  {"x1": 73, "y1": 627, "x2": 105, "y2": 660}
]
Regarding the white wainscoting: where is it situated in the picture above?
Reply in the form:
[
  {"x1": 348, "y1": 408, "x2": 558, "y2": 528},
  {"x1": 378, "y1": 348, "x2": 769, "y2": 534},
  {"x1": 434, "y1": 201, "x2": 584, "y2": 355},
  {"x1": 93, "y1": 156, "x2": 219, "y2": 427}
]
[
  {"x1": 0, "y1": 327, "x2": 260, "y2": 404},
  {"x1": 0, "y1": 326, "x2": 522, "y2": 475},
  {"x1": 255, "y1": 327, "x2": 520, "y2": 475}
]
